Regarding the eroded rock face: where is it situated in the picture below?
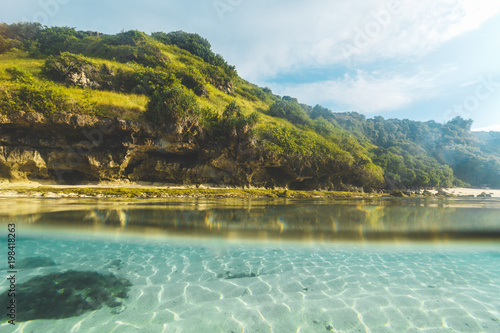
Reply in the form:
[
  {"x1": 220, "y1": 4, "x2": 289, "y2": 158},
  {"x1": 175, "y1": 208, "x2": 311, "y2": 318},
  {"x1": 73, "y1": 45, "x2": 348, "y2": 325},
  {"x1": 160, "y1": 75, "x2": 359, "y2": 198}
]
[{"x1": 0, "y1": 111, "x2": 369, "y2": 189}]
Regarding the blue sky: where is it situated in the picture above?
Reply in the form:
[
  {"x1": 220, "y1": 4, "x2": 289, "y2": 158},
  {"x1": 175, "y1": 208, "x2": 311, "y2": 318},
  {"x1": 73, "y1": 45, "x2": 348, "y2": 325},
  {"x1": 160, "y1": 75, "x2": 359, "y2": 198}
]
[{"x1": 1, "y1": 0, "x2": 500, "y2": 130}]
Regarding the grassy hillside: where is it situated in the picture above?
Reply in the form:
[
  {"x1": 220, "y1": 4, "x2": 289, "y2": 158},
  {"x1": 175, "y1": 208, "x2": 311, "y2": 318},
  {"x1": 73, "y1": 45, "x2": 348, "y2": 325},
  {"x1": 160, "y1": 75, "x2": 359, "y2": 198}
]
[{"x1": 1, "y1": 22, "x2": 498, "y2": 189}]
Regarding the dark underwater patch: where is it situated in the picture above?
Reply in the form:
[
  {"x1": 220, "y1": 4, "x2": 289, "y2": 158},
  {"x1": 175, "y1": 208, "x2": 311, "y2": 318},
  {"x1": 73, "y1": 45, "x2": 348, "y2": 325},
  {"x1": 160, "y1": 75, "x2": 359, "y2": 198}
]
[
  {"x1": 16, "y1": 256, "x2": 57, "y2": 269},
  {"x1": 1, "y1": 270, "x2": 132, "y2": 322}
]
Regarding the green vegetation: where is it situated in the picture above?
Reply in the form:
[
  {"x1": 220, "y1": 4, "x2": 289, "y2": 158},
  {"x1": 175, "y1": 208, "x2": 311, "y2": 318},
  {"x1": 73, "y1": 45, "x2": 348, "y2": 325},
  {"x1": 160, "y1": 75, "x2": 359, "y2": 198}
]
[
  {"x1": 325, "y1": 113, "x2": 500, "y2": 188},
  {"x1": 0, "y1": 66, "x2": 85, "y2": 115},
  {"x1": 1, "y1": 22, "x2": 499, "y2": 189},
  {"x1": 4, "y1": 186, "x2": 384, "y2": 198}
]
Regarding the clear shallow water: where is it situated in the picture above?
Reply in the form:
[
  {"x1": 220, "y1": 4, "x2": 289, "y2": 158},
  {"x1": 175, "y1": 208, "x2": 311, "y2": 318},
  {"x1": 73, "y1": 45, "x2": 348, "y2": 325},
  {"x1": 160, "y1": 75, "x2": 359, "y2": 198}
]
[{"x1": 0, "y1": 197, "x2": 499, "y2": 332}]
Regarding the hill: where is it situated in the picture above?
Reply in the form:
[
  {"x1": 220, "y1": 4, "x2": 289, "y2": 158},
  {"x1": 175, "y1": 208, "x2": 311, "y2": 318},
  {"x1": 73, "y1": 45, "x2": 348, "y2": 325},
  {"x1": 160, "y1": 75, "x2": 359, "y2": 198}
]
[{"x1": 0, "y1": 22, "x2": 499, "y2": 189}]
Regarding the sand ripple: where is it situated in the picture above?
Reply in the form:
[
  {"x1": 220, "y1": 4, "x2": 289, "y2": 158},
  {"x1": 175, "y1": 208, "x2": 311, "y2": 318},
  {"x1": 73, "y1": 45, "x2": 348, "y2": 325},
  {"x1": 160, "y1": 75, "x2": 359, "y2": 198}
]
[{"x1": 1, "y1": 237, "x2": 499, "y2": 333}]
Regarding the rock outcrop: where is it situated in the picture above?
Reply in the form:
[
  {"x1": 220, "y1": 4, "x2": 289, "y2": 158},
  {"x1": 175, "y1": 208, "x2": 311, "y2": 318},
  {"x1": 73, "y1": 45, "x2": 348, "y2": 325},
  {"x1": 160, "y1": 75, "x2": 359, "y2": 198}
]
[{"x1": 0, "y1": 112, "x2": 373, "y2": 189}]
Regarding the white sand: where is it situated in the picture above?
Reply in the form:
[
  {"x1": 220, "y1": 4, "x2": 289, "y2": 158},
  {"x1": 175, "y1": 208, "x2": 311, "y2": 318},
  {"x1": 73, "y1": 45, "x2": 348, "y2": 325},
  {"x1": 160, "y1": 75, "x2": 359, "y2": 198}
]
[
  {"x1": 442, "y1": 187, "x2": 500, "y2": 198},
  {"x1": 1, "y1": 236, "x2": 499, "y2": 333}
]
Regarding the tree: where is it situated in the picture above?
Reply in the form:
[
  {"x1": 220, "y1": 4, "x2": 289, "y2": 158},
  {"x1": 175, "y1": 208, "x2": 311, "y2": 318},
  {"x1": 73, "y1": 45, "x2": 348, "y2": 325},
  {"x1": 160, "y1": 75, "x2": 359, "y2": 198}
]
[
  {"x1": 35, "y1": 26, "x2": 84, "y2": 55},
  {"x1": 415, "y1": 169, "x2": 430, "y2": 188}
]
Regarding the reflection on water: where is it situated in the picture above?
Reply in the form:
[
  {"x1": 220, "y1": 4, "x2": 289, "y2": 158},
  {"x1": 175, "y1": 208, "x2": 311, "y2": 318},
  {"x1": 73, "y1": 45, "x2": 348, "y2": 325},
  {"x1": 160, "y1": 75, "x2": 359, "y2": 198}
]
[
  {"x1": 1, "y1": 197, "x2": 499, "y2": 242},
  {"x1": 0, "y1": 197, "x2": 499, "y2": 331}
]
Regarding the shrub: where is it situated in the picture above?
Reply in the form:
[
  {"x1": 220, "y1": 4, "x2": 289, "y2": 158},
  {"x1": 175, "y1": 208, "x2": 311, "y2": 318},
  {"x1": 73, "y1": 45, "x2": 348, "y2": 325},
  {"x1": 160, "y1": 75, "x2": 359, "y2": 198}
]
[
  {"x1": 269, "y1": 99, "x2": 312, "y2": 126},
  {"x1": 145, "y1": 82, "x2": 201, "y2": 138},
  {"x1": 5, "y1": 67, "x2": 34, "y2": 83},
  {"x1": 257, "y1": 123, "x2": 351, "y2": 164},
  {"x1": 0, "y1": 81, "x2": 70, "y2": 115},
  {"x1": 221, "y1": 102, "x2": 259, "y2": 139},
  {"x1": 0, "y1": 66, "x2": 88, "y2": 115},
  {"x1": 0, "y1": 35, "x2": 23, "y2": 54},
  {"x1": 131, "y1": 67, "x2": 176, "y2": 96},
  {"x1": 174, "y1": 67, "x2": 207, "y2": 96}
]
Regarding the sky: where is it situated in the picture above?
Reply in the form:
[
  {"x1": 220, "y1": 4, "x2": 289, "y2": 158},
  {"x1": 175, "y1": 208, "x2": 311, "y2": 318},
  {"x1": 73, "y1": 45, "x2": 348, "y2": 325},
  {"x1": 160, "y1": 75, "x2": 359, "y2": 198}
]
[{"x1": 1, "y1": 0, "x2": 500, "y2": 131}]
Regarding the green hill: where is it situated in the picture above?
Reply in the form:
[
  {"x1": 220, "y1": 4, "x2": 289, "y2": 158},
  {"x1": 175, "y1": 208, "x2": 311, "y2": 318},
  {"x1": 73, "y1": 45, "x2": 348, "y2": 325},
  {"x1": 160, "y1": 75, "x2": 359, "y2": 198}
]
[{"x1": 0, "y1": 22, "x2": 499, "y2": 189}]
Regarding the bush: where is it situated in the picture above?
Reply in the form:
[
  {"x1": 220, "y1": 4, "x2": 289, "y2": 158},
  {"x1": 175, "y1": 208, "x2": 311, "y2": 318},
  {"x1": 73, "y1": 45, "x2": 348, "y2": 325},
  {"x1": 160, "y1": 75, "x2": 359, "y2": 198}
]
[
  {"x1": 0, "y1": 66, "x2": 92, "y2": 116},
  {"x1": 5, "y1": 67, "x2": 34, "y2": 83},
  {"x1": 199, "y1": 63, "x2": 233, "y2": 93},
  {"x1": 196, "y1": 102, "x2": 259, "y2": 141},
  {"x1": 152, "y1": 31, "x2": 236, "y2": 77},
  {"x1": 257, "y1": 123, "x2": 351, "y2": 165},
  {"x1": 174, "y1": 67, "x2": 207, "y2": 96},
  {"x1": 221, "y1": 102, "x2": 259, "y2": 139},
  {"x1": 269, "y1": 98, "x2": 312, "y2": 126},
  {"x1": 43, "y1": 52, "x2": 124, "y2": 91},
  {"x1": 130, "y1": 67, "x2": 176, "y2": 96},
  {"x1": 0, "y1": 35, "x2": 22, "y2": 54},
  {"x1": 145, "y1": 83, "x2": 198, "y2": 125},
  {"x1": 0, "y1": 81, "x2": 71, "y2": 116},
  {"x1": 104, "y1": 30, "x2": 149, "y2": 46},
  {"x1": 33, "y1": 27, "x2": 169, "y2": 68}
]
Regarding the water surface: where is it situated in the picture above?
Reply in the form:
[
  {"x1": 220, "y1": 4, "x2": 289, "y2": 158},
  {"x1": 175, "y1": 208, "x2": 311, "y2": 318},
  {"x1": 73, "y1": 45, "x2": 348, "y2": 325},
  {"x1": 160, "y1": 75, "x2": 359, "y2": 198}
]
[{"x1": 0, "y1": 197, "x2": 499, "y2": 332}]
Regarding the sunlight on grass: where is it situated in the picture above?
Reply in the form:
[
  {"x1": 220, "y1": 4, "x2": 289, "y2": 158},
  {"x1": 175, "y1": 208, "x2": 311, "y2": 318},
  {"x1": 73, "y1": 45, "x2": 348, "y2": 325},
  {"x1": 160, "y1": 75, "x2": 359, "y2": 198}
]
[
  {"x1": 0, "y1": 50, "x2": 44, "y2": 79},
  {"x1": 63, "y1": 86, "x2": 148, "y2": 121},
  {"x1": 0, "y1": 46, "x2": 272, "y2": 122}
]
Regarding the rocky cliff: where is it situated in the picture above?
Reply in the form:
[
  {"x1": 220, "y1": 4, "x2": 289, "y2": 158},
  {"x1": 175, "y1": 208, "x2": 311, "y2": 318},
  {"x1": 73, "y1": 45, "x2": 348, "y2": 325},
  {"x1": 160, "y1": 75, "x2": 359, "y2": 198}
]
[{"x1": 1, "y1": 112, "x2": 366, "y2": 190}]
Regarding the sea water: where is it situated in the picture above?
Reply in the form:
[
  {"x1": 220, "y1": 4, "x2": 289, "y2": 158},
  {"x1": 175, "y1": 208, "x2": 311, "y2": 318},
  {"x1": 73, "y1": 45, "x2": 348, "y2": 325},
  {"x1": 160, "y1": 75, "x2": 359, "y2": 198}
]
[{"x1": 0, "y1": 197, "x2": 499, "y2": 332}]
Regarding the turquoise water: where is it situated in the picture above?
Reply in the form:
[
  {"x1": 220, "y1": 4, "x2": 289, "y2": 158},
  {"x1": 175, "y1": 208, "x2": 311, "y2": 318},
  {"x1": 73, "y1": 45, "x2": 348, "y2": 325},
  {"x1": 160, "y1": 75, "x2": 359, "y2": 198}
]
[{"x1": 0, "y1": 197, "x2": 499, "y2": 332}]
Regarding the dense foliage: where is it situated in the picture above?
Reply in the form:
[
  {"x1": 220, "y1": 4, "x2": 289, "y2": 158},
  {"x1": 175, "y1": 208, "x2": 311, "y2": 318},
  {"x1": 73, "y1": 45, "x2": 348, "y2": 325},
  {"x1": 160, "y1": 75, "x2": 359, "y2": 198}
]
[
  {"x1": 151, "y1": 31, "x2": 236, "y2": 76},
  {"x1": 1, "y1": 22, "x2": 499, "y2": 189},
  {"x1": 325, "y1": 113, "x2": 500, "y2": 188},
  {"x1": 0, "y1": 67, "x2": 85, "y2": 115}
]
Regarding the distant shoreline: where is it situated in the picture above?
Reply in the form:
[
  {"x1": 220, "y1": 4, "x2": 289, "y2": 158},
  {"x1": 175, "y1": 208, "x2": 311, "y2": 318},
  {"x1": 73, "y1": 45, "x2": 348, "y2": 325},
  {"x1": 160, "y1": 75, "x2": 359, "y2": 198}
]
[
  {"x1": 430, "y1": 187, "x2": 500, "y2": 198},
  {"x1": 0, "y1": 181, "x2": 498, "y2": 199},
  {"x1": 0, "y1": 184, "x2": 379, "y2": 199}
]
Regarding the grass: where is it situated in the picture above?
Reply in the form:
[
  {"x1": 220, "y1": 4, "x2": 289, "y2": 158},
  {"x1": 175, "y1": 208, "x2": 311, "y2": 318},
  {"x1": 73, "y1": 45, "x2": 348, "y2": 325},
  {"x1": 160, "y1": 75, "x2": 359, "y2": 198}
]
[
  {"x1": 64, "y1": 86, "x2": 148, "y2": 120},
  {"x1": 0, "y1": 48, "x2": 271, "y2": 122},
  {"x1": 0, "y1": 50, "x2": 148, "y2": 121},
  {"x1": 3, "y1": 187, "x2": 387, "y2": 199},
  {"x1": 0, "y1": 50, "x2": 44, "y2": 79}
]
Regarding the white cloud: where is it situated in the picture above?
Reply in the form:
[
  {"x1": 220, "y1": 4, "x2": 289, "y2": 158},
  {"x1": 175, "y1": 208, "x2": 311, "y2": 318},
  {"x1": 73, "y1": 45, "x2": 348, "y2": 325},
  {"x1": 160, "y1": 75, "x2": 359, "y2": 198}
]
[
  {"x1": 459, "y1": 80, "x2": 479, "y2": 87},
  {"x1": 269, "y1": 70, "x2": 445, "y2": 113},
  {"x1": 210, "y1": 0, "x2": 500, "y2": 81},
  {"x1": 4, "y1": 0, "x2": 498, "y2": 84},
  {"x1": 2, "y1": 0, "x2": 498, "y2": 120},
  {"x1": 472, "y1": 124, "x2": 500, "y2": 132}
]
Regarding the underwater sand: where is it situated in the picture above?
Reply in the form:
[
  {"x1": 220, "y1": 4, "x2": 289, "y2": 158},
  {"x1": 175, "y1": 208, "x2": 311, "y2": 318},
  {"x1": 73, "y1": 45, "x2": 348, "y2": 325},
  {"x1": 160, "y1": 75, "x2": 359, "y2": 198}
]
[{"x1": 1, "y1": 235, "x2": 499, "y2": 333}]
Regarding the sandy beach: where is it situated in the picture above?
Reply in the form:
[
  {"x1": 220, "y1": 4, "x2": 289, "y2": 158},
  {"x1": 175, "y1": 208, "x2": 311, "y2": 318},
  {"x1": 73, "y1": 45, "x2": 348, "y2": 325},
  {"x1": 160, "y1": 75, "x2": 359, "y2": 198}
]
[{"x1": 439, "y1": 187, "x2": 500, "y2": 198}]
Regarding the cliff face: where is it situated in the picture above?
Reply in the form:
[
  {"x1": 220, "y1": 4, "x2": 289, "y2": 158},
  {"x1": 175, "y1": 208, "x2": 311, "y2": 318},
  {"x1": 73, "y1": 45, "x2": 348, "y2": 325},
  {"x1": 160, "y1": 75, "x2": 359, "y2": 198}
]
[
  {"x1": 0, "y1": 112, "x2": 371, "y2": 190},
  {"x1": 0, "y1": 112, "x2": 220, "y2": 185},
  {"x1": 0, "y1": 112, "x2": 295, "y2": 188}
]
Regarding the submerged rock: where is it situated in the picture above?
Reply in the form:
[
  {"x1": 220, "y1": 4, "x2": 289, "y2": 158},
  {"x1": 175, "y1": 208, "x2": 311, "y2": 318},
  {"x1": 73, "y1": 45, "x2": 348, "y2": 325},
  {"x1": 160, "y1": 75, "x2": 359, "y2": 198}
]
[
  {"x1": 0, "y1": 270, "x2": 132, "y2": 322},
  {"x1": 16, "y1": 256, "x2": 56, "y2": 269},
  {"x1": 390, "y1": 190, "x2": 406, "y2": 197},
  {"x1": 106, "y1": 259, "x2": 123, "y2": 269},
  {"x1": 219, "y1": 270, "x2": 258, "y2": 280}
]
